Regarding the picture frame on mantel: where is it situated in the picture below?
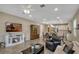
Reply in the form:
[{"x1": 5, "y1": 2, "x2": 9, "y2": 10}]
[{"x1": 5, "y1": 22, "x2": 22, "y2": 32}]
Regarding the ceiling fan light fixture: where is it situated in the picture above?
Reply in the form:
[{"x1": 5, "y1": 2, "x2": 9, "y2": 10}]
[{"x1": 23, "y1": 9, "x2": 30, "y2": 14}]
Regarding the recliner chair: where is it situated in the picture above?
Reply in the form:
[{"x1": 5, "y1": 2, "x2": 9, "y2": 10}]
[{"x1": 46, "y1": 37, "x2": 61, "y2": 52}]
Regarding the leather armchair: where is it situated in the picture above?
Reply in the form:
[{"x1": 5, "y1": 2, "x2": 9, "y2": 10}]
[{"x1": 46, "y1": 37, "x2": 61, "y2": 52}]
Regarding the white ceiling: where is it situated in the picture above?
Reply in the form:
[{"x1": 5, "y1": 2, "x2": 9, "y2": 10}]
[{"x1": 0, "y1": 4, "x2": 79, "y2": 24}]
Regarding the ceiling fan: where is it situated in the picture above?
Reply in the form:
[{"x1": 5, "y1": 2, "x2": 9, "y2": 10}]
[{"x1": 21, "y1": 4, "x2": 35, "y2": 14}]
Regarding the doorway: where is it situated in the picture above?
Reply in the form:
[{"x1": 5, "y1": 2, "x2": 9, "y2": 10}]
[{"x1": 30, "y1": 25, "x2": 40, "y2": 40}]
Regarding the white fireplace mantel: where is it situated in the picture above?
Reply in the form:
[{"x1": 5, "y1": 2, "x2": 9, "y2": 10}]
[{"x1": 5, "y1": 32, "x2": 25, "y2": 47}]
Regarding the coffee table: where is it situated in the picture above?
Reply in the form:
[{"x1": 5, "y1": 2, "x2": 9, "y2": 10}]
[{"x1": 21, "y1": 44, "x2": 44, "y2": 54}]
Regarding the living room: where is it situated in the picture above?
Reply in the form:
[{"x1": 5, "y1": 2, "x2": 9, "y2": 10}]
[{"x1": 0, "y1": 4, "x2": 79, "y2": 54}]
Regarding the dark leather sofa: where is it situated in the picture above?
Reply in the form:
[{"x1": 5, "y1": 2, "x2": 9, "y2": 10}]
[{"x1": 46, "y1": 37, "x2": 61, "y2": 52}]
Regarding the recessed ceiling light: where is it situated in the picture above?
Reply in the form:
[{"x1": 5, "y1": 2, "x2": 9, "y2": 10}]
[
  {"x1": 57, "y1": 17, "x2": 60, "y2": 19},
  {"x1": 24, "y1": 9, "x2": 30, "y2": 14},
  {"x1": 54, "y1": 8, "x2": 59, "y2": 11},
  {"x1": 29, "y1": 15, "x2": 32, "y2": 17},
  {"x1": 50, "y1": 25, "x2": 55, "y2": 27}
]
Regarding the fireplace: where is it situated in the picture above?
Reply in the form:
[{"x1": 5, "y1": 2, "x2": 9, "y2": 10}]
[
  {"x1": 12, "y1": 37, "x2": 20, "y2": 43},
  {"x1": 5, "y1": 33, "x2": 25, "y2": 47}
]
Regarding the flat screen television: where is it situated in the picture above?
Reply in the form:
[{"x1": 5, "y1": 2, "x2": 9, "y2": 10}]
[{"x1": 5, "y1": 22, "x2": 22, "y2": 32}]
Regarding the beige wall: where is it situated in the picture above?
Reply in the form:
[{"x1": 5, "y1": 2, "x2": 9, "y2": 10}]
[
  {"x1": 76, "y1": 11, "x2": 79, "y2": 41},
  {"x1": 0, "y1": 12, "x2": 39, "y2": 42},
  {"x1": 68, "y1": 10, "x2": 79, "y2": 41}
]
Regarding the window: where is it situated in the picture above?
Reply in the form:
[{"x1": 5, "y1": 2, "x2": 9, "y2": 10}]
[{"x1": 73, "y1": 18, "x2": 77, "y2": 37}]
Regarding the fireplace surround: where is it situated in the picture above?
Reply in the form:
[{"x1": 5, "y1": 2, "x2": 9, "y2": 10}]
[{"x1": 5, "y1": 32, "x2": 25, "y2": 47}]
